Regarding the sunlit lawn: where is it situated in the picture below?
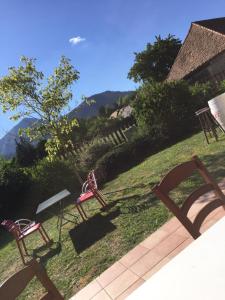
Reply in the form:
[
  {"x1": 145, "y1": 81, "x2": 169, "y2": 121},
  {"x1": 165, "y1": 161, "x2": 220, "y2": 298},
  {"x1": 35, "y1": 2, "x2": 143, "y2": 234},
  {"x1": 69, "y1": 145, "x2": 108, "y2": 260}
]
[{"x1": 1, "y1": 131, "x2": 225, "y2": 299}]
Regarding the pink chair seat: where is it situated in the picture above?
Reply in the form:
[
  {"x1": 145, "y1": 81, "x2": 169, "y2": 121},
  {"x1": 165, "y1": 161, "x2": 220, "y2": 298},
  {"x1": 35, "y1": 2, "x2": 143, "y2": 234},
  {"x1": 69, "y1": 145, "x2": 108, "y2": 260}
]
[
  {"x1": 77, "y1": 191, "x2": 94, "y2": 203},
  {"x1": 19, "y1": 223, "x2": 41, "y2": 239},
  {"x1": 75, "y1": 170, "x2": 107, "y2": 221}
]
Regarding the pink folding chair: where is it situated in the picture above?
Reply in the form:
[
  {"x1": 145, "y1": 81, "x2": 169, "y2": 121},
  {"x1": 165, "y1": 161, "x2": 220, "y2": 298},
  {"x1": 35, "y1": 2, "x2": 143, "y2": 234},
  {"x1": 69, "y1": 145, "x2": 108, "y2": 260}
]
[
  {"x1": 75, "y1": 170, "x2": 107, "y2": 221},
  {"x1": 1, "y1": 219, "x2": 51, "y2": 264}
]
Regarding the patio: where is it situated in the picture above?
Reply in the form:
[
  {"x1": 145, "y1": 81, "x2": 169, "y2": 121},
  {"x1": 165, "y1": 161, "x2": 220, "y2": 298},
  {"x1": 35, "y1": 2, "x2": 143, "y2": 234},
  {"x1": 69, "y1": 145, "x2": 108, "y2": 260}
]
[{"x1": 70, "y1": 181, "x2": 225, "y2": 300}]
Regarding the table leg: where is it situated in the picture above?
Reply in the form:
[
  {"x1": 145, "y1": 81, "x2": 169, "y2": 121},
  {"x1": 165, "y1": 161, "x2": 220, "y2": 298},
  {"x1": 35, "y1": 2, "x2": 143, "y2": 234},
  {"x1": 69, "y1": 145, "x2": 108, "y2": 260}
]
[{"x1": 58, "y1": 200, "x2": 63, "y2": 242}]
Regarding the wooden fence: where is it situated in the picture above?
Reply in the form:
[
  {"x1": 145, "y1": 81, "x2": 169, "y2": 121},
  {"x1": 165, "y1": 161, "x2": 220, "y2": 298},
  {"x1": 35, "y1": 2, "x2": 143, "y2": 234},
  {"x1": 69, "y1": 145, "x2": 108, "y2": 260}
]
[{"x1": 61, "y1": 122, "x2": 136, "y2": 160}]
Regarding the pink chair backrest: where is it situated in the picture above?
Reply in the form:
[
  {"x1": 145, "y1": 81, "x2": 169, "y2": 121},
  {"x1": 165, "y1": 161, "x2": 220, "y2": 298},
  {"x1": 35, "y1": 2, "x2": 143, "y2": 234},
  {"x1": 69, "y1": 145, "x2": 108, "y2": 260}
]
[
  {"x1": 1, "y1": 220, "x2": 21, "y2": 239},
  {"x1": 87, "y1": 171, "x2": 98, "y2": 191}
]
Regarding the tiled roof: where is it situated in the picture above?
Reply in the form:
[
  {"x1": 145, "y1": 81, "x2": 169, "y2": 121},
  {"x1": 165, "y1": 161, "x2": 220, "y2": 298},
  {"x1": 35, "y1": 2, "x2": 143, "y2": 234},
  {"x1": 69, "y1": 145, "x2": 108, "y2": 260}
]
[{"x1": 167, "y1": 17, "x2": 225, "y2": 81}]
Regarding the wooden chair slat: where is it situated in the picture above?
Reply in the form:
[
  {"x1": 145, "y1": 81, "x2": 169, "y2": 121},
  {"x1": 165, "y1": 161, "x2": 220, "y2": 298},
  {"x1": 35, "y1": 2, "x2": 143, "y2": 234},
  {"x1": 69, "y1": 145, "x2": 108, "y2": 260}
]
[
  {"x1": 157, "y1": 160, "x2": 196, "y2": 193},
  {"x1": 181, "y1": 183, "x2": 214, "y2": 215},
  {"x1": 152, "y1": 156, "x2": 225, "y2": 239},
  {"x1": 193, "y1": 199, "x2": 224, "y2": 232},
  {"x1": 0, "y1": 264, "x2": 35, "y2": 300}
]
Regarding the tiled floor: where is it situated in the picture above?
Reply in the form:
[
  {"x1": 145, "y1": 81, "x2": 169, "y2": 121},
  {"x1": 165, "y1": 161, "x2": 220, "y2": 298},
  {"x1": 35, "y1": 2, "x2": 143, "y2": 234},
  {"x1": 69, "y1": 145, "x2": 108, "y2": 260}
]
[{"x1": 70, "y1": 185, "x2": 225, "y2": 300}]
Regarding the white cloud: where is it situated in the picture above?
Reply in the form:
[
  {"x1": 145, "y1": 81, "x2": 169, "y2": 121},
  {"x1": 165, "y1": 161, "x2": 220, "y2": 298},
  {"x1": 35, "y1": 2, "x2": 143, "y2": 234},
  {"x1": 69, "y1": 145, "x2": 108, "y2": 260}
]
[{"x1": 69, "y1": 36, "x2": 86, "y2": 45}]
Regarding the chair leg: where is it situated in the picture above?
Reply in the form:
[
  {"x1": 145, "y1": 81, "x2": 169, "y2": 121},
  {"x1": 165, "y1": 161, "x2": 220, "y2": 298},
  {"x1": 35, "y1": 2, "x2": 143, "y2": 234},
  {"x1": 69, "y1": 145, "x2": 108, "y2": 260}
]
[
  {"x1": 38, "y1": 228, "x2": 49, "y2": 245},
  {"x1": 95, "y1": 196, "x2": 106, "y2": 208},
  {"x1": 97, "y1": 190, "x2": 107, "y2": 204},
  {"x1": 16, "y1": 240, "x2": 26, "y2": 265},
  {"x1": 76, "y1": 203, "x2": 87, "y2": 221},
  {"x1": 40, "y1": 224, "x2": 51, "y2": 243},
  {"x1": 80, "y1": 203, "x2": 88, "y2": 219},
  {"x1": 95, "y1": 191, "x2": 107, "y2": 207},
  {"x1": 21, "y1": 238, "x2": 29, "y2": 256}
]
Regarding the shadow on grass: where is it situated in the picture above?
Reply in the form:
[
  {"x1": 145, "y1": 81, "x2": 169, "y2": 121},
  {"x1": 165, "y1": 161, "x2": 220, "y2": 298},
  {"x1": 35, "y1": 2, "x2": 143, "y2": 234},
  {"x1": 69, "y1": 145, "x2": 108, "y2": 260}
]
[
  {"x1": 201, "y1": 152, "x2": 225, "y2": 181},
  {"x1": 0, "y1": 229, "x2": 13, "y2": 250},
  {"x1": 69, "y1": 209, "x2": 119, "y2": 254},
  {"x1": 103, "y1": 183, "x2": 148, "y2": 195},
  {"x1": 119, "y1": 193, "x2": 158, "y2": 214},
  {"x1": 32, "y1": 241, "x2": 62, "y2": 266}
]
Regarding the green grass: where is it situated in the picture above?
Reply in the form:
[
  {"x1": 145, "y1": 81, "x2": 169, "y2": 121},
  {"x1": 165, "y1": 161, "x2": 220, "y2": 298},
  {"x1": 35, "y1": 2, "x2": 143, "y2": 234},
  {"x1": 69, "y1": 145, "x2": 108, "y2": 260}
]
[{"x1": 1, "y1": 131, "x2": 225, "y2": 299}]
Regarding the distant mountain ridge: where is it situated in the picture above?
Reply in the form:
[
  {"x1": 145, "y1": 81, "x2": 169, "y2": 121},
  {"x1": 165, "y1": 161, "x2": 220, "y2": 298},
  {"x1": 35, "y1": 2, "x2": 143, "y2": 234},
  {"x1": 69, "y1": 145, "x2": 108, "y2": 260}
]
[
  {"x1": 0, "y1": 117, "x2": 39, "y2": 158},
  {"x1": 68, "y1": 90, "x2": 132, "y2": 119},
  {"x1": 0, "y1": 90, "x2": 132, "y2": 158}
]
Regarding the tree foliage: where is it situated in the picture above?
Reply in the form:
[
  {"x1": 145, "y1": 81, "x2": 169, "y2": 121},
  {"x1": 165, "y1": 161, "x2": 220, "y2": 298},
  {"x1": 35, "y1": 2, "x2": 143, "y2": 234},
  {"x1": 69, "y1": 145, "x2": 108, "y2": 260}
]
[
  {"x1": 133, "y1": 80, "x2": 214, "y2": 140},
  {"x1": 15, "y1": 137, "x2": 47, "y2": 167},
  {"x1": 128, "y1": 34, "x2": 181, "y2": 83},
  {"x1": 0, "y1": 56, "x2": 79, "y2": 160},
  {"x1": 0, "y1": 159, "x2": 31, "y2": 218}
]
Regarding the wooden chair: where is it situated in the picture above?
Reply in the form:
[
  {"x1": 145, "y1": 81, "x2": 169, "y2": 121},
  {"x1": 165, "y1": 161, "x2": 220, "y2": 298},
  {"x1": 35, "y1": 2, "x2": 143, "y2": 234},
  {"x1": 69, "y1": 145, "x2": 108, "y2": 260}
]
[
  {"x1": 152, "y1": 156, "x2": 225, "y2": 239},
  {"x1": 75, "y1": 170, "x2": 107, "y2": 221},
  {"x1": 1, "y1": 219, "x2": 51, "y2": 265},
  {"x1": 0, "y1": 259, "x2": 64, "y2": 300}
]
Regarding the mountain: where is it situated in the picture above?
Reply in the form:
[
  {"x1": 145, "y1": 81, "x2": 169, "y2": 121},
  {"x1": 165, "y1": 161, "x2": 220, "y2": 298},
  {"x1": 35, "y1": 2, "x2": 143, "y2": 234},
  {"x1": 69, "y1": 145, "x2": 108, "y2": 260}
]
[
  {"x1": 68, "y1": 90, "x2": 132, "y2": 119},
  {"x1": 0, "y1": 90, "x2": 133, "y2": 158},
  {"x1": 0, "y1": 117, "x2": 39, "y2": 158}
]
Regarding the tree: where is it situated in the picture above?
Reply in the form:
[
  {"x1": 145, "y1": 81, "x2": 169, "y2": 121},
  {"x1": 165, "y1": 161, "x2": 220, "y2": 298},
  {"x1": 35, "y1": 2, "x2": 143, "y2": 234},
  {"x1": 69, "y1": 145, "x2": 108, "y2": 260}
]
[
  {"x1": 15, "y1": 137, "x2": 36, "y2": 167},
  {"x1": 0, "y1": 56, "x2": 79, "y2": 160},
  {"x1": 0, "y1": 56, "x2": 84, "y2": 183},
  {"x1": 15, "y1": 137, "x2": 47, "y2": 167},
  {"x1": 133, "y1": 80, "x2": 213, "y2": 140},
  {"x1": 128, "y1": 34, "x2": 182, "y2": 83}
]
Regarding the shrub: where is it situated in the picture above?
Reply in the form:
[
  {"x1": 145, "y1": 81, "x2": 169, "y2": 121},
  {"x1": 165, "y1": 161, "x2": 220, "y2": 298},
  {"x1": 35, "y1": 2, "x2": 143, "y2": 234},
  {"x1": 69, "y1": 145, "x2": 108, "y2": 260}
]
[
  {"x1": 30, "y1": 158, "x2": 80, "y2": 202},
  {"x1": 78, "y1": 139, "x2": 113, "y2": 173},
  {"x1": 95, "y1": 134, "x2": 161, "y2": 183},
  {"x1": 0, "y1": 159, "x2": 32, "y2": 219},
  {"x1": 133, "y1": 80, "x2": 214, "y2": 141},
  {"x1": 16, "y1": 138, "x2": 47, "y2": 167}
]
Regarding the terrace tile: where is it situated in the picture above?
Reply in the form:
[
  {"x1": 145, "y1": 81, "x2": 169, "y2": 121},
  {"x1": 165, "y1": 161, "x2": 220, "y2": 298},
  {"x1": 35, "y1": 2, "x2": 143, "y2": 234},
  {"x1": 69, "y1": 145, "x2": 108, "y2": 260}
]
[
  {"x1": 119, "y1": 244, "x2": 149, "y2": 268},
  {"x1": 104, "y1": 269, "x2": 139, "y2": 299},
  {"x1": 70, "y1": 279, "x2": 101, "y2": 300},
  {"x1": 167, "y1": 238, "x2": 193, "y2": 259},
  {"x1": 97, "y1": 262, "x2": 126, "y2": 288},
  {"x1": 141, "y1": 257, "x2": 170, "y2": 281},
  {"x1": 129, "y1": 249, "x2": 163, "y2": 277},
  {"x1": 154, "y1": 233, "x2": 187, "y2": 257},
  {"x1": 159, "y1": 217, "x2": 181, "y2": 233},
  {"x1": 91, "y1": 290, "x2": 112, "y2": 300},
  {"x1": 115, "y1": 278, "x2": 144, "y2": 300},
  {"x1": 140, "y1": 228, "x2": 169, "y2": 250}
]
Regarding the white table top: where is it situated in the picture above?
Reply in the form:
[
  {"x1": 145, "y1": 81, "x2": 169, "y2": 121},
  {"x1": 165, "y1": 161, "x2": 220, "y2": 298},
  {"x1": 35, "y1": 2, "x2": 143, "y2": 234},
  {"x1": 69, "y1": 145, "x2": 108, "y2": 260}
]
[
  {"x1": 36, "y1": 189, "x2": 71, "y2": 214},
  {"x1": 128, "y1": 216, "x2": 225, "y2": 300}
]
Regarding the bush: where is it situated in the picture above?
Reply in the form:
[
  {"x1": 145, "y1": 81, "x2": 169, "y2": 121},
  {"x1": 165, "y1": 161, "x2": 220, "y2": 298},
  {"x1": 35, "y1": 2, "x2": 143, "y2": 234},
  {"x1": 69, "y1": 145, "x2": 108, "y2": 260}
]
[
  {"x1": 95, "y1": 134, "x2": 162, "y2": 183},
  {"x1": 78, "y1": 139, "x2": 113, "y2": 173},
  {"x1": 0, "y1": 159, "x2": 32, "y2": 219},
  {"x1": 16, "y1": 138, "x2": 47, "y2": 167},
  {"x1": 133, "y1": 80, "x2": 214, "y2": 141},
  {"x1": 30, "y1": 158, "x2": 80, "y2": 202}
]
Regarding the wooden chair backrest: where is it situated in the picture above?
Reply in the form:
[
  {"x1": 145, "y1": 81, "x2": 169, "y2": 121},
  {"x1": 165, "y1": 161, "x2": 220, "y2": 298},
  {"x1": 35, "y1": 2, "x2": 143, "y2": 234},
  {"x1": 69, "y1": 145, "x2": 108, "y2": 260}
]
[
  {"x1": 0, "y1": 259, "x2": 64, "y2": 300},
  {"x1": 152, "y1": 156, "x2": 225, "y2": 239}
]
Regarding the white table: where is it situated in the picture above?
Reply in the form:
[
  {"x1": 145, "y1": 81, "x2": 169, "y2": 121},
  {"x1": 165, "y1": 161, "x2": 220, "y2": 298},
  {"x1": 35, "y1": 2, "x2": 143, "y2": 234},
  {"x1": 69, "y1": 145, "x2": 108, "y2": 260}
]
[
  {"x1": 128, "y1": 216, "x2": 225, "y2": 300},
  {"x1": 36, "y1": 189, "x2": 77, "y2": 241}
]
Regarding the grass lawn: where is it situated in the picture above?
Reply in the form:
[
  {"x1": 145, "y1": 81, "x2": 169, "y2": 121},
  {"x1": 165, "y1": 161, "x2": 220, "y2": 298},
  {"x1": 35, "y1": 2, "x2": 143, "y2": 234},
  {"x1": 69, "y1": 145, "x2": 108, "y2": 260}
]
[{"x1": 1, "y1": 131, "x2": 225, "y2": 299}]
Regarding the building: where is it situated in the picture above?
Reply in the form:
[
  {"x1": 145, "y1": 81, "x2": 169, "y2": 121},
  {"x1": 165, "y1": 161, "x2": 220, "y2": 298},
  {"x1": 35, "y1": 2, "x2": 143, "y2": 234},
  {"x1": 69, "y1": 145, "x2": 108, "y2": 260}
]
[
  {"x1": 110, "y1": 105, "x2": 133, "y2": 119},
  {"x1": 167, "y1": 17, "x2": 225, "y2": 84}
]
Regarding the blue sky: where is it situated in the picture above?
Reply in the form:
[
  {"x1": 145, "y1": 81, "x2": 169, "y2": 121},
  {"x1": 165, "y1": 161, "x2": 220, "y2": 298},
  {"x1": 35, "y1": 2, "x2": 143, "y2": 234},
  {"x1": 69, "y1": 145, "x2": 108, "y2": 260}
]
[{"x1": 0, "y1": 0, "x2": 225, "y2": 137}]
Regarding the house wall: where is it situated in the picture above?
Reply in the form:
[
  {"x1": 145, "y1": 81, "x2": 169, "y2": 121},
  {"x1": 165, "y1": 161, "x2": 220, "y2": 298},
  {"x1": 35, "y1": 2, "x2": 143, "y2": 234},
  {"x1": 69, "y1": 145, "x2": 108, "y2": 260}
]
[{"x1": 188, "y1": 51, "x2": 225, "y2": 83}]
